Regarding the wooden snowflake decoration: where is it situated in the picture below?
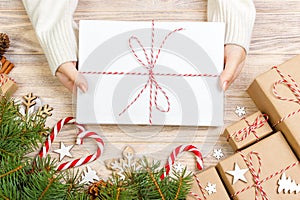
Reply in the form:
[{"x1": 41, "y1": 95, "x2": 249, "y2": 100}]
[
  {"x1": 212, "y1": 148, "x2": 224, "y2": 160},
  {"x1": 205, "y1": 182, "x2": 217, "y2": 195},
  {"x1": 21, "y1": 93, "x2": 53, "y2": 118},
  {"x1": 37, "y1": 104, "x2": 53, "y2": 118},
  {"x1": 22, "y1": 93, "x2": 37, "y2": 114},
  {"x1": 105, "y1": 146, "x2": 141, "y2": 180},
  {"x1": 235, "y1": 106, "x2": 246, "y2": 117}
]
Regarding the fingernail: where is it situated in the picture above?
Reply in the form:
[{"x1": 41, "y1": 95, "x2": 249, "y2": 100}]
[
  {"x1": 79, "y1": 84, "x2": 87, "y2": 93},
  {"x1": 222, "y1": 81, "x2": 228, "y2": 91}
]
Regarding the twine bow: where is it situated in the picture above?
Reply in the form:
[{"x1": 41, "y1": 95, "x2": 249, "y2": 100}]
[
  {"x1": 272, "y1": 66, "x2": 300, "y2": 126},
  {"x1": 237, "y1": 151, "x2": 269, "y2": 200},
  {"x1": 118, "y1": 20, "x2": 183, "y2": 124},
  {"x1": 232, "y1": 150, "x2": 299, "y2": 199},
  {"x1": 228, "y1": 114, "x2": 268, "y2": 142}
]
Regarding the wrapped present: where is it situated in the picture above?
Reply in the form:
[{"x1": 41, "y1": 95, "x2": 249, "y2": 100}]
[
  {"x1": 76, "y1": 20, "x2": 225, "y2": 126},
  {"x1": 0, "y1": 74, "x2": 17, "y2": 97},
  {"x1": 217, "y1": 132, "x2": 300, "y2": 200},
  {"x1": 224, "y1": 111, "x2": 273, "y2": 151},
  {"x1": 187, "y1": 167, "x2": 230, "y2": 200},
  {"x1": 247, "y1": 55, "x2": 300, "y2": 158}
]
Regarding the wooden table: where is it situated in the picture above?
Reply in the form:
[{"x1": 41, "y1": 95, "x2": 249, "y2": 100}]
[{"x1": 1, "y1": 0, "x2": 299, "y2": 178}]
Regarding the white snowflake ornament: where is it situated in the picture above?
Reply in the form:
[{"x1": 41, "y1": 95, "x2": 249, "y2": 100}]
[
  {"x1": 212, "y1": 149, "x2": 224, "y2": 160},
  {"x1": 80, "y1": 166, "x2": 100, "y2": 184},
  {"x1": 205, "y1": 182, "x2": 217, "y2": 195},
  {"x1": 235, "y1": 106, "x2": 246, "y2": 117},
  {"x1": 173, "y1": 162, "x2": 185, "y2": 173}
]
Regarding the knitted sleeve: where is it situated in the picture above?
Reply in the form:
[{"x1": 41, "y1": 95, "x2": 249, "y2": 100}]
[
  {"x1": 207, "y1": 0, "x2": 256, "y2": 52},
  {"x1": 22, "y1": 0, "x2": 79, "y2": 75}
]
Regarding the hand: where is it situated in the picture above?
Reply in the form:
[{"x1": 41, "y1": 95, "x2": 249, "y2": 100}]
[
  {"x1": 220, "y1": 44, "x2": 246, "y2": 91},
  {"x1": 55, "y1": 61, "x2": 88, "y2": 93}
]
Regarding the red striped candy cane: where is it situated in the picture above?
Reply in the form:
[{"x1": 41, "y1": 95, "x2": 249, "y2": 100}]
[
  {"x1": 160, "y1": 145, "x2": 204, "y2": 180},
  {"x1": 56, "y1": 130, "x2": 104, "y2": 171},
  {"x1": 38, "y1": 117, "x2": 104, "y2": 171}
]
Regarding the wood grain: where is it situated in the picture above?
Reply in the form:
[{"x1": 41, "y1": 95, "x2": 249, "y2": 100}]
[{"x1": 1, "y1": 0, "x2": 300, "y2": 179}]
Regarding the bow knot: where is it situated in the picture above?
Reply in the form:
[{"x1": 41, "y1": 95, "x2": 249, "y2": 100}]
[
  {"x1": 228, "y1": 114, "x2": 268, "y2": 142},
  {"x1": 119, "y1": 20, "x2": 183, "y2": 124},
  {"x1": 240, "y1": 151, "x2": 269, "y2": 200}
]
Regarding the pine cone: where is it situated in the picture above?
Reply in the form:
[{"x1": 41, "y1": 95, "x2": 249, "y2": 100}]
[{"x1": 0, "y1": 33, "x2": 10, "y2": 56}]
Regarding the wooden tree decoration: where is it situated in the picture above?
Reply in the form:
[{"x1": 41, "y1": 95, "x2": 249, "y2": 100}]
[
  {"x1": 22, "y1": 93, "x2": 37, "y2": 115},
  {"x1": 37, "y1": 104, "x2": 53, "y2": 118}
]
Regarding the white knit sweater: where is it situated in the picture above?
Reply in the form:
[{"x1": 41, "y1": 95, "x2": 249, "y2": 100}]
[{"x1": 22, "y1": 0, "x2": 256, "y2": 75}]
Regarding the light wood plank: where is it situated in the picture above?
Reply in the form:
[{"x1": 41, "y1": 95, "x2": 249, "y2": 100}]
[
  {"x1": 1, "y1": 0, "x2": 300, "y2": 179},
  {"x1": 1, "y1": 11, "x2": 300, "y2": 55},
  {"x1": 2, "y1": 0, "x2": 300, "y2": 13}
]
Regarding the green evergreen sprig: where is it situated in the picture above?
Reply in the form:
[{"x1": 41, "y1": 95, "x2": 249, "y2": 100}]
[
  {"x1": 0, "y1": 96, "x2": 193, "y2": 200},
  {"x1": 89, "y1": 158, "x2": 193, "y2": 200}
]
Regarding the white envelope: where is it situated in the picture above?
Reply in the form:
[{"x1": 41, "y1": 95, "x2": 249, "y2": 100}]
[{"x1": 77, "y1": 20, "x2": 224, "y2": 126}]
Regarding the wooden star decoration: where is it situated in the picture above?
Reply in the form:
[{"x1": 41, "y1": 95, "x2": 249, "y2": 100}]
[
  {"x1": 53, "y1": 142, "x2": 74, "y2": 161},
  {"x1": 226, "y1": 162, "x2": 249, "y2": 184}
]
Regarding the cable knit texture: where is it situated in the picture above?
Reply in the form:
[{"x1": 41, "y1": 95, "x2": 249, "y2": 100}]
[
  {"x1": 208, "y1": 0, "x2": 256, "y2": 52},
  {"x1": 22, "y1": 0, "x2": 78, "y2": 75},
  {"x1": 23, "y1": 0, "x2": 256, "y2": 75}
]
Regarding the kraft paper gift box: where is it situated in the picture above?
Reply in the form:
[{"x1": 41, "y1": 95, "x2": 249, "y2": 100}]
[
  {"x1": 247, "y1": 55, "x2": 300, "y2": 158},
  {"x1": 217, "y1": 132, "x2": 300, "y2": 200},
  {"x1": 0, "y1": 74, "x2": 17, "y2": 97},
  {"x1": 76, "y1": 21, "x2": 225, "y2": 126},
  {"x1": 186, "y1": 167, "x2": 230, "y2": 200},
  {"x1": 224, "y1": 111, "x2": 273, "y2": 151}
]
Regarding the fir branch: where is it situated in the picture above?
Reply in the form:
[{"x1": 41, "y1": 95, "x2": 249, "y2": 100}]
[
  {"x1": 147, "y1": 167, "x2": 165, "y2": 200},
  {"x1": 0, "y1": 193, "x2": 9, "y2": 200},
  {"x1": 38, "y1": 175, "x2": 55, "y2": 200},
  {"x1": 0, "y1": 165, "x2": 22, "y2": 179},
  {"x1": 174, "y1": 176, "x2": 183, "y2": 200}
]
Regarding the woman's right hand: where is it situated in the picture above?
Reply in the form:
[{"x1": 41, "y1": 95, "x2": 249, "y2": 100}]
[{"x1": 55, "y1": 61, "x2": 88, "y2": 93}]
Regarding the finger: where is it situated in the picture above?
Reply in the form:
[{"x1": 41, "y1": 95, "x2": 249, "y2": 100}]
[
  {"x1": 58, "y1": 62, "x2": 78, "y2": 83},
  {"x1": 56, "y1": 62, "x2": 88, "y2": 93},
  {"x1": 220, "y1": 45, "x2": 246, "y2": 90},
  {"x1": 75, "y1": 73, "x2": 88, "y2": 93},
  {"x1": 56, "y1": 71, "x2": 75, "y2": 92}
]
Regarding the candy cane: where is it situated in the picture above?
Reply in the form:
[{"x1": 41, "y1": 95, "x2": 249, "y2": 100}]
[
  {"x1": 160, "y1": 145, "x2": 204, "y2": 180},
  {"x1": 56, "y1": 130, "x2": 104, "y2": 171},
  {"x1": 38, "y1": 117, "x2": 104, "y2": 171}
]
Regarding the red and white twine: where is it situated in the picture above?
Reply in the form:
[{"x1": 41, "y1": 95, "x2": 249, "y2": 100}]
[
  {"x1": 272, "y1": 66, "x2": 300, "y2": 127},
  {"x1": 160, "y1": 145, "x2": 204, "y2": 180},
  {"x1": 80, "y1": 20, "x2": 218, "y2": 125},
  {"x1": 0, "y1": 74, "x2": 14, "y2": 87},
  {"x1": 38, "y1": 117, "x2": 104, "y2": 171},
  {"x1": 228, "y1": 114, "x2": 269, "y2": 142},
  {"x1": 189, "y1": 173, "x2": 207, "y2": 200},
  {"x1": 232, "y1": 151, "x2": 299, "y2": 199}
]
